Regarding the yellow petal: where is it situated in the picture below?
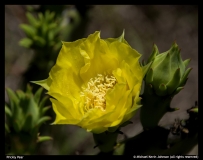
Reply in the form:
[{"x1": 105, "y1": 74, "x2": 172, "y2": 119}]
[
  {"x1": 121, "y1": 93, "x2": 142, "y2": 124},
  {"x1": 112, "y1": 68, "x2": 125, "y2": 84},
  {"x1": 121, "y1": 61, "x2": 139, "y2": 90},
  {"x1": 105, "y1": 83, "x2": 127, "y2": 112},
  {"x1": 31, "y1": 77, "x2": 52, "y2": 91},
  {"x1": 56, "y1": 39, "x2": 85, "y2": 74},
  {"x1": 80, "y1": 32, "x2": 119, "y2": 83},
  {"x1": 107, "y1": 90, "x2": 132, "y2": 127},
  {"x1": 109, "y1": 41, "x2": 142, "y2": 78},
  {"x1": 104, "y1": 30, "x2": 130, "y2": 45},
  {"x1": 48, "y1": 65, "x2": 82, "y2": 100},
  {"x1": 87, "y1": 127, "x2": 108, "y2": 134},
  {"x1": 49, "y1": 92, "x2": 83, "y2": 119},
  {"x1": 50, "y1": 98, "x2": 80, "y2": 124}
]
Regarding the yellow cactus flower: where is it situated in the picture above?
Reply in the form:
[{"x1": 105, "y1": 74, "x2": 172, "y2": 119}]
[{"x1": 32, "y1": 31, "x2": 144, "y2": 134}]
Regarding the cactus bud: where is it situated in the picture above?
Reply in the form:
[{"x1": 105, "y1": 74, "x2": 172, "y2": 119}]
[
  {"x1": 140, "y1": 43, "x2": 192, "y2": 130},
  {"x1": 146, "y1": 43, "x2": 189, "y2": 96}
]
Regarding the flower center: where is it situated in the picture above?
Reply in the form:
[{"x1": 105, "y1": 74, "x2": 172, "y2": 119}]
[{"x1": 80, "y1": 74, "x2": 117, "y2": 112}]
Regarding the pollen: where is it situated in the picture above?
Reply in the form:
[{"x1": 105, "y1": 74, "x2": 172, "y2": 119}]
[{"x1": 80, "y1": 74, "x2": 117, "y2": 112}]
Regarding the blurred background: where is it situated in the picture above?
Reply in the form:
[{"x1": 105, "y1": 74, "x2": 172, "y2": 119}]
[{"x1": 5, "y1": 5, "x2": 198, "y2": 155}]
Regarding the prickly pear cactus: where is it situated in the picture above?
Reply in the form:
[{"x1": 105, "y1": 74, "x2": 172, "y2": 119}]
[
  {"x1": 19, "y1": 11, "x2": 61, "y2": 50},
  {"x1": 140, "y1": 43, "x2": 192, "y2": 130},
  {"x1": 5, "y1": 84, "x2": 52, "y2": 154}
]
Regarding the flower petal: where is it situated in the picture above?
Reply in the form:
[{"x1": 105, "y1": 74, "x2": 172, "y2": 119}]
[
  {"x1": 121, "y1": 94, "x2": 142, "y2": 124},
  {"x1": 109, "y1": 41, "x2": 142, "y2": 79},
  {"x1": 107, "y1": 89, "x2": 133, "y2": 127},
  {"x1": 50, "y1": 92, "x2": 83, "y2": 119},
  {"x1": 48, "y1": 65, "x2": 83, "y2": 100},
  {"x1": 50, "y1": 98, "x2": 80, "y2": 124},
  {"x1": 31, "y1": 77, "x2": 52, "y2": 91},
  {"x1": 87, "y1": 127, "x2": 108, "y2": 134},
  {"x1": 80, "y1": 32, "x2": 119, "y2": 83},
  {"x1": 56, "y1": 39, "x2": 85, "y2": 74},
  {"x1": 104, "y1": 30, "x2": 130, "y2": 45}
]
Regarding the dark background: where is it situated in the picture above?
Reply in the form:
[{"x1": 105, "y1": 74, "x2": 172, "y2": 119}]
[{"x1": 5, "y1": 5, "x2": 198, "y2": 155}]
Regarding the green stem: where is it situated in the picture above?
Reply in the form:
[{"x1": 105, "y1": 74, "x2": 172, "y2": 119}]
[
  {"x1": 140, "y1": 84, "x2": 172, "y2": 130},
  {"x1": 93, "y1": 131, "x2": 118, "y2": 153}
]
